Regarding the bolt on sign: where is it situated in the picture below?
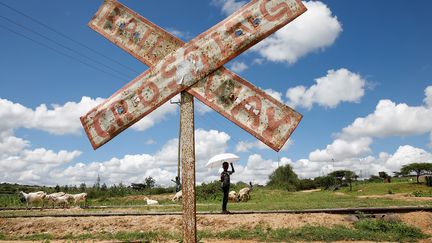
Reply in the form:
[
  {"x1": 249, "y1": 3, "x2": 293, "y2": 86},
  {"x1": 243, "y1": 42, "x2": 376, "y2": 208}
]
[{"x1": 81, "y1": 0, "x2": 306, "y2": 151}]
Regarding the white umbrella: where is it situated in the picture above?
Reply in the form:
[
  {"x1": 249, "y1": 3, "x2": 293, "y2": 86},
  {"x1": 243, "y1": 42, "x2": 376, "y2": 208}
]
[{"x1": 206, "y1": 153, "x2": 240, "y2": 168}]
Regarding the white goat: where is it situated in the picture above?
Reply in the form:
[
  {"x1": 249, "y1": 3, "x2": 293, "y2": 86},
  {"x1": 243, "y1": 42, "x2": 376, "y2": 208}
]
[
  {"x1": 228, "y1": 190, "x2": 239, "y2": 202},
  {"x1": 172, "y1": 191, "x2": 182, "y2": 202},
  {"x1": 70, "y1": 193, "x2": 88, "y2": 207},
  {"x1": 144, "y1": 196, "x2": 159, "y2": 205},
  {"x1": 52, "y1": 194, "x2": 74, "y2": 209},
  {"x1": 239, "y1": 182, "x2": 253, "y2": 202},
  {"x1": 45, "y1": 192, "x2": 66, "y2": 208},
  {"x1": 19, "y1": 191, "x2": 46, "y2": 209}
]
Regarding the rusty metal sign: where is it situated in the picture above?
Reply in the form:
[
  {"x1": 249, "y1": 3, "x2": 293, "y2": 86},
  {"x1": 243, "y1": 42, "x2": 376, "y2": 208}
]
[
  {"x1": 82, "y1": 0, "x2": 306, "y2": 150},
  {"x1": 87, "y1": 0, "x2": 303, "y2": 151}
]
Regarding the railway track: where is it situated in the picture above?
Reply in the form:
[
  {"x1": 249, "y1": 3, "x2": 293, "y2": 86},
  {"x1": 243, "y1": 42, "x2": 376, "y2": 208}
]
[{"x1": 1, "y1": 206, "x2": 431, "y2": 218}]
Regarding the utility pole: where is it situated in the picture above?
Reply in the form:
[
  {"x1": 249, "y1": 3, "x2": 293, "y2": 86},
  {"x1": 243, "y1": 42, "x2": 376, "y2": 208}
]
[{"x1": 170, "y1": 99, "x2": 181, "y2": 181}]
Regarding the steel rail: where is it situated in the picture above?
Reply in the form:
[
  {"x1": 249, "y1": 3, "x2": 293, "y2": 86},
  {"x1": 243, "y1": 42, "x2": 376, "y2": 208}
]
[{"x1": 1, "y1": 206, "x2": 431, "y2": 218}]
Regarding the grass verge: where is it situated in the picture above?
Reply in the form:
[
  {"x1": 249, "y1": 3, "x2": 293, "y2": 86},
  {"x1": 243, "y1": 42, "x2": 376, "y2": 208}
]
[
  {"x1": 3, "y1": 219, "x2": 427, "y2": 242},
  {"x1": 200, "y1": 219, "x2": 427, "y2": 242}
]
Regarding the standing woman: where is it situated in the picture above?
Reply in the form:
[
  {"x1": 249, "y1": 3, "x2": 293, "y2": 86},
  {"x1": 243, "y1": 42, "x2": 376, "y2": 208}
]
[{"x1": 220, "y1": 161, "x2": 235, "y2": 214}]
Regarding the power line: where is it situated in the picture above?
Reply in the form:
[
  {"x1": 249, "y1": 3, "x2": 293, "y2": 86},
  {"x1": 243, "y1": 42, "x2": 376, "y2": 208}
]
[
  {"x1": 0, "y1": 15, "x2": 133, "y2": 80},
  {"x1": 0, "y1": 1, "x2": 141, "y2": 75},
  {"x1": 0, "y1": 24, "x2": 127, "y2": 81}
]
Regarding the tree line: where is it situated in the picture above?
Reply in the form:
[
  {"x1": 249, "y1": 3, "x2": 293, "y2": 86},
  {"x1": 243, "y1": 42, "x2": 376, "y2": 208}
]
[
  {"x1": 2, "y1": 162, "x2": 431, "y2": 198},
  {"x1": 267, "y1": 162, "x2": 432, "y2": 191},
  {"x1": 0, "y1": 176, "x2": 172, "y2": 199}
]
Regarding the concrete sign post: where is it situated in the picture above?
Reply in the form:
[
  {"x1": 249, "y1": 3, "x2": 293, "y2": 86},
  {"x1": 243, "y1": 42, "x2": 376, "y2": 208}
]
[
  {"x1": 82, "y1": 1, "x2": 307, "y2": 242},
  {"x1": 180, "y1": 91, "x2": 197, "y2": 241}
]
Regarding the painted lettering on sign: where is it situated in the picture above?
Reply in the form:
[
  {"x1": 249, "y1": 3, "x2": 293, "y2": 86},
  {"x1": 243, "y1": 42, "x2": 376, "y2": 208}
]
[
  {"x1": 83, "y1": 0, "x2": 306, "y2": 150},
  {"x1": 189, "y1": 68, "x2": 301, "y2": 150}
]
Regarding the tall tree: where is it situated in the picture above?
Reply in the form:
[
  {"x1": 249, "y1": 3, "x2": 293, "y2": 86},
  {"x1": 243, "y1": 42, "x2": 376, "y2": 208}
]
[
  {"x1": 400, "y1": 163, "x2": 432, "y2": 183},
  {"x1": 329, "y1": 170, "x2": 357, "y2": 191},
  {"x1": 267, "y1": 164, "x2": 299, "y2": 191},
  {"x1": 94, "y1": 174, "x2": 101, "y2": 190},
  {"x1": 79, "y1": 183, "x2": 87, "y2": 192},
  {"x1": 379, "y1": 171, "x2": 391, "y2": 183},
  {"x1": 144, "y1": 177, "x2": 156, "y2": 189}
]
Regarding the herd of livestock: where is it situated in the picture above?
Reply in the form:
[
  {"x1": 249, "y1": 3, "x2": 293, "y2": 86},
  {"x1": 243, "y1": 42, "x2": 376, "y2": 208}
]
[
  {"x1": 18, "y1": 182, "x2": 253, "y2": 209},
  {"x1": 18, "y1": 191, "x2": 87, "y2": 209},
  {"x1": 228, "y1": 182, "x2": 253, "y2": 202}
]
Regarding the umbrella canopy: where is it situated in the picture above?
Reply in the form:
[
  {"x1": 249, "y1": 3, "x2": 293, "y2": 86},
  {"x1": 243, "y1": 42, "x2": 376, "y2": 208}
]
[{"x1": 206, "y1": 153, "x2": 240, "y2": 168}]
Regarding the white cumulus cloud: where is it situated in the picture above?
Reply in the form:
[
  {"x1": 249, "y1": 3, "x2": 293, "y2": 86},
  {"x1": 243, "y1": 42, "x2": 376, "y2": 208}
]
[
  {"x1": 252, "y1": 1, "x2": 342, "y2": 64},
  {"x1": 211, "y1": 0, "x2": 247, "y2": 15},
  {"x1": 0, "y1": 140, "x2": 82, "y2": 185},
  {"x1": 0, "y1": 96, "x2": 177, "y2": 135},
  {"x1": 236, "y1": 139, "x2": 292, "y2": 153},
  {"x1": 424, "y1": 86, "x2": 432, "y2": 108},
  {"x1": 233, "y1": 154, "x2": 287, "y2": 185},
  {"x1": 286, "y1": 68, "x2": 367, "y2": 109},
  {"x1": 229, "y1": 61, "x2": 248, "y2": 73},
  {"x1": 0, "y1": 97, "x2": 103, "y2": 135},
  {"x1": 340, "y1": 95, "x2": 432, "y2": 140},
  {"x1": 290, "y1": 145, "x2": 432, "y2": 179},
  {"x1": 0, "y1": 136, "x2": 29, "y2": 159},
  {"x1": 301, "y1": 86, "x2": 432, "y2": 178},
  {"x1": 0, "y1": 127, "x2": 293, "y2": 186},
  {"x1": 57, "y1": 129, "x2": 231, "y2": 186},
  {"x1": 264, "y1": 89, "x2": 283, "y2": 102},
  {"x1": 308, "y1": 137, "x2": 373, "y2": 162},
  {"x1": 132, "y1": 101, "x2": 178, "y2": 131}
]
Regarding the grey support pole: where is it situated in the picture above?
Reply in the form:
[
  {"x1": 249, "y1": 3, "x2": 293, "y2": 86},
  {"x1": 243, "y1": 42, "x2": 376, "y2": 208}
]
[{"x1": 180, "y1": 91, "x2": 196, "y2": 242}]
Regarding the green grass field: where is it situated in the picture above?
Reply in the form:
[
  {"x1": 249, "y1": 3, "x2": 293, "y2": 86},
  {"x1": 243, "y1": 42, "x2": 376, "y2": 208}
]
[
  {"x1": 1, "y1": 179, "x2": 431, "y2": 212},
  {"x1": 89, "y1": 179, "x2": 430, "y2": 211},
  {"x1": 1, "y1": 180, "x2": 431, "y2": 242}
]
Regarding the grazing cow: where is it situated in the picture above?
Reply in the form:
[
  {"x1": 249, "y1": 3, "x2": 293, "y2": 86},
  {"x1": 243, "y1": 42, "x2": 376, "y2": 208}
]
[
  {"x1": 19, "y1": 191, "x2": 46, "y2": 209},
  {"x1": 144, "y1": 197, "x2": 159, "y2": 205},
  {"x1": 172, "y1": 191, "x2": 182, "y2": 202}
]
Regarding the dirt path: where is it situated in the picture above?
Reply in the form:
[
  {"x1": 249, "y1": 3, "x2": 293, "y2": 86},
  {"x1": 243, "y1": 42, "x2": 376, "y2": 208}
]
[
  {"x1": 0, "y1": 212, "x2": 431, "y2": 241},
  {"x1": 400, "y1": 212, "x2": 432, "y2": 234},
  {"x1": 357, "y1": 193, "x2": 432, "y2": 202},
  {"x1": 0, "y1": 213, "x2": 348, "y2": 238}
]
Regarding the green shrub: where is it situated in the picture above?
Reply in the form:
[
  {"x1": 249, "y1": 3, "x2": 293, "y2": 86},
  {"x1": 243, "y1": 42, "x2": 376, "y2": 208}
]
[
  {"x1": 412, "y1": 190, "x2": 432, "y2": 197},
  {"x1": 267, "y1": 164, "x2": 299, "y2": 191},
  {"x1": 368, "y1": 175, "x2": 383, "y2": 183},
  {"x1": 297, "y1": 179, "x2": 317, "y2": 190},
  {"x1": 196, "y1": 181, "x2": 222, "y2": 201},
  {"x1": 354, "y1": 219, "x2": 425, "y2": 240},
  {"x1": 314, "y1": 175, "x2": 338, "y2": 190}
]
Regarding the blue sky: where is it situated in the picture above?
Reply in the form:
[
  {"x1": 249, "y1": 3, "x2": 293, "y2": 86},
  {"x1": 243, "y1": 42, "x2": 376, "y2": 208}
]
[{"x1": 0, "y1": 0, "x2": 431, "y2": 186}]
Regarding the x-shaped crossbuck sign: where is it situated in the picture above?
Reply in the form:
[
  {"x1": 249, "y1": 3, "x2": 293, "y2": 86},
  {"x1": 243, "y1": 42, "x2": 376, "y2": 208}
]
[{"x1": 81, "y1": 0, "x2": 306, "y2": 151}]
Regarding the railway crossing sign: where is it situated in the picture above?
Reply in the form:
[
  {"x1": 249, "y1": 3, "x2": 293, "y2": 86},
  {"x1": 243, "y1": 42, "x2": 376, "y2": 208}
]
[
  {"x1": 81, "y1": 0, "x2": 305, "y2": 151},
  {"x1": 81, "y1": 0, "x2": 306, "y2": 242}
]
